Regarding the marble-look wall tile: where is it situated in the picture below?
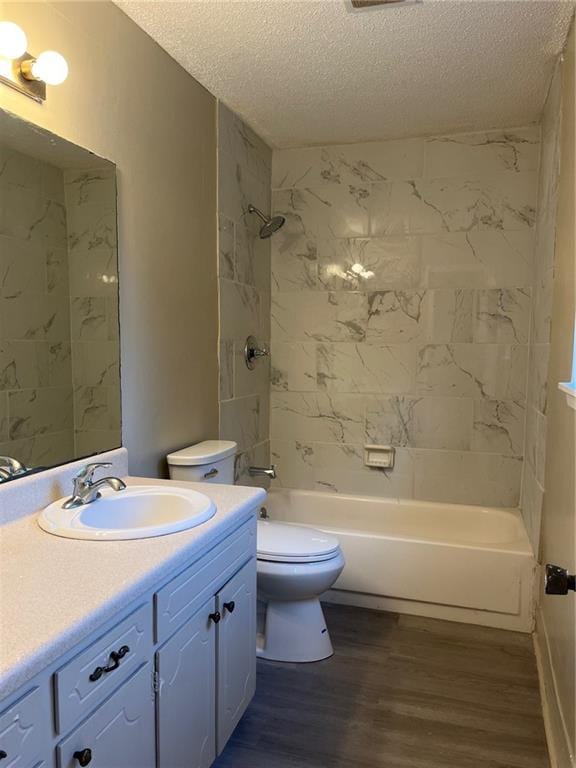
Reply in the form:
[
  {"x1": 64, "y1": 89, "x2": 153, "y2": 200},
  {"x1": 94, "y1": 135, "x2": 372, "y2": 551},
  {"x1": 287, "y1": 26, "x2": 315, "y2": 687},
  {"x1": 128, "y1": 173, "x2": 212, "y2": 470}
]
[
  {"x1": 269, "y1": 126, "x2": 539, "y2": 507},
  {"x1": 0, "y1": 391, "x2": 8, "y2": 442},
  {"x1": 2, "y1": 294, "x2": 70, "y2": 342},
  {"x1": 521, "y1": 464, "x2": 544, "y2": 556},
  {"x1": 219, "y1": 103, "x2": 271, "y2": 181},
  {"x1": 71, "y1": 341, "x2": 120, "y2": 387},
  {"x1": 74, "y1": 385, "x2": 119, "y2": 431},
  {"x1": 317, "y1": 343, "x2": 415, "y2": 394},
  {"x1": 271, "y1": 439, "x2": 415, "y2": 499},
  {"x1": 220, "y1": 278, "x2": 262, "y2": 343},
  {"x1": 70, "y1": 297, "x2": 109, "y2": 341},
  {"x1": 473, "y1": 288, "x2": 532, "y2": 344},
  {"x1": 527, "y1": 343, "x2": 550, "y2": 414},
  {"x1": 424, "y1": 128, "x2": 541, "y2": 178},
  {"x1": 235, "y1": 439, "x2": 271, "y2": 489},
  {"x1": 317, "y1": 236, "x2": 421, "y2": 292},
  {"x1": 271, "y1": 342, "x2": 317, "y2": 392},
  {"x1": 1, "y1": 148, "x2": 78, "y2": 463},
  {"x1": 366, "y1": 395, "x2": 472, "y2": 450},
  {"x1": 366, "y1": 290, "x2": 473, "y2": 343},
  {"x1": 369, "y1": 174, "x2": 537, "y2": 236},
  {"x1": 271, "y1": 232, "x2": 318, "y2": 292},
  {"x1": 471, "y1": 399, "x2": 525, "y2": 457},
  {"x1": 74, "y1": 430, "x2": 121, "y2": 460},
  {"x1": 271, "y1": 392, "x2": 365, "y2": 444},
  {"x1": 415, "y1": 344, "x2": 527, "y2": 401},
  {"x1": 420, "y1": 231, "x2": 534, "y2": 289},
  {"x1": 219, "y1": 340, "x2": 234, "y2": 401},
  {"x1": 8, "y1": 387, "x2": 73, "y2": 440},
  {"x1": 272, "y1": 292, "x2": 367, "y2": 342},
  {"x1": 0, "y1": 430, "x2": 75, "y2": 470},
  {"x1": 218, "y1": 105, "x2": 272, "y2": 463},
  {"x1": 413, "y1": 449, "x2": 522, "y2": 507},
  {"x1": 218, "y1": 215, "x2": 235, "y2": 280},
  {"x1": 518, "y1": 64, "x2": 561, "y2": 547},
  {"x1": 272, "y1": 139, "x2": 424, "y2": 189},
  {"x1": 274, "y1": 186, "x2": 370, "y2": 240},
  {"x1": 220, "y1": 394, "x2": 260, "y2": 453}
]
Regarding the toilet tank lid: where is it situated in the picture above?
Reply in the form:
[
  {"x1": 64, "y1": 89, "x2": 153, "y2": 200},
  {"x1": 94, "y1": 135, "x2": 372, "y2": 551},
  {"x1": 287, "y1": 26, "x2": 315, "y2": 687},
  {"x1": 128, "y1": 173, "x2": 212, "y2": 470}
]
[{"x1": 167, "y1": 440, "x2": 237, "y2": 466}]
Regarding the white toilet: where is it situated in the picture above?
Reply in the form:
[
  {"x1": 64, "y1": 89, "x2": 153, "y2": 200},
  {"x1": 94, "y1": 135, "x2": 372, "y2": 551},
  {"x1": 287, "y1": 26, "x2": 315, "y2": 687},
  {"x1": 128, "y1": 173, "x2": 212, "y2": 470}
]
[
  {"x1": 256, "y1": 520, "x2": 344, "y2": 663},
  {"x1": 166, "y1": 440, "x2": 345, "y2": 663}
]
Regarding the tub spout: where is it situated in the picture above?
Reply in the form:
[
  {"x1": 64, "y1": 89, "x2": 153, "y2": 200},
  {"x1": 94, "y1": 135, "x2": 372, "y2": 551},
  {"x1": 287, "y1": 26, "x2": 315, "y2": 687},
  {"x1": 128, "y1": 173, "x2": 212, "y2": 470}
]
[{"x1": 248, "y1": 465, "x2": 277, "y2": 480}]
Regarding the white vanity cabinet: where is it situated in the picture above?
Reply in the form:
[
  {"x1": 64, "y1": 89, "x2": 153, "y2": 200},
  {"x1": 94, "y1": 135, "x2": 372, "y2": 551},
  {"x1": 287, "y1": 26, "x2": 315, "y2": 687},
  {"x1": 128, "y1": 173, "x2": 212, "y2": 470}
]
[
  {"x1": 56, "y1": 665, "x2": 155, "y2": 768},
  {"x1": 156, "y1": 558, "x2": 257, "y2": 767},
  {"x1": 0, "y1": 514, "x2": 258, "y2": 768}
]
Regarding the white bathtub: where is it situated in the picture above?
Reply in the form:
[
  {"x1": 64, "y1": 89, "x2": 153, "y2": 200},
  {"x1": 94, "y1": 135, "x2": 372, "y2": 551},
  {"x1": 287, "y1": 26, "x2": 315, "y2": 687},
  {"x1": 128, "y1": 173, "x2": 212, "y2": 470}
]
[{"x1": 265, "y1": 489, "x2": 536, "y2": 633}]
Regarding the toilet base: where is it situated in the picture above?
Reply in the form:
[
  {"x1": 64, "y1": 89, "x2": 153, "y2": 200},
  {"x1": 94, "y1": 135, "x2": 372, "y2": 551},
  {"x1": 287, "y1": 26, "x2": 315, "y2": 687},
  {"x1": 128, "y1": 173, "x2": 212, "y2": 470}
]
[{"x1": 256, "y1": 598, "x2": 334, "y2": 663}]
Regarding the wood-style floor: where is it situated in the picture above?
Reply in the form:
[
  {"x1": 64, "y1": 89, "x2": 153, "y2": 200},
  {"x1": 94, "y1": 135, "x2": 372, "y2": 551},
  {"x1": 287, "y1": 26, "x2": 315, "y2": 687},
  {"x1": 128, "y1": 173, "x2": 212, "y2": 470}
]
[{"x1": 214, "y1": 604, "x2": 549, "y2": 768}]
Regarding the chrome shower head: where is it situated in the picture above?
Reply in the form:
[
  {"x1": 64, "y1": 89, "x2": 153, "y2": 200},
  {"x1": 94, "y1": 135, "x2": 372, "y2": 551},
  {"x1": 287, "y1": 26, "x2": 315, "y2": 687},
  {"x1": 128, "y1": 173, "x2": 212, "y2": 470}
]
[{"x1": 248, "y1": 204, "x2": 286, "y2": 239}]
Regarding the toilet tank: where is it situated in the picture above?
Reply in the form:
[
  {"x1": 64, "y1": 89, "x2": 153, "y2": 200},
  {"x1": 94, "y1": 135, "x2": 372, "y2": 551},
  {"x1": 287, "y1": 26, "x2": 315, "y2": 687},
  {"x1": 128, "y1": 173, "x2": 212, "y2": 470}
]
[{"x1": 166, "y1": 440, "x2": 237, "y2": 484}]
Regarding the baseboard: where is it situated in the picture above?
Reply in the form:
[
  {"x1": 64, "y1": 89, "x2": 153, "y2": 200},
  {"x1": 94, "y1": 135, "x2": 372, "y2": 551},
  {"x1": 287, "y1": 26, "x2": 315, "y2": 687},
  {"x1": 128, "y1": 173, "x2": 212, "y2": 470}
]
[{"x1": 533, "y1": 605, "x2": 575, "y2": 768}]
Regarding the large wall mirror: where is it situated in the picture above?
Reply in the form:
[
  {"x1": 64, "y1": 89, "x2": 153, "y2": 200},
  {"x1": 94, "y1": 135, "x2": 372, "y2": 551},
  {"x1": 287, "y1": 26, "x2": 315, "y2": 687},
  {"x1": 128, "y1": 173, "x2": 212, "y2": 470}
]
[{"x1": 0, "y1": 110, "x2": 121, "y2": 481}]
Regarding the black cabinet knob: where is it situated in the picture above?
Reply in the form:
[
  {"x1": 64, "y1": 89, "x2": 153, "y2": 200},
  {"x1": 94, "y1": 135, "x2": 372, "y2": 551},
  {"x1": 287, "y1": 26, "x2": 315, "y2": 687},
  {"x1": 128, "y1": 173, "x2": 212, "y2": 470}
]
[
  {"x1": 223, "y1": 601, "x2": 235, "y2": 614},
  {"x1": 0, "y1": 751, "x2": 7, "y2": 760},
  {"x1": 74, "y1": 748, "x2": 93, "y2": 766},
  {"x1": 208, "y1": 611, "x2": 221, "y2": 624},
  {"x1": 545, "y1": 564, "x2": 576, "y2": 595}
]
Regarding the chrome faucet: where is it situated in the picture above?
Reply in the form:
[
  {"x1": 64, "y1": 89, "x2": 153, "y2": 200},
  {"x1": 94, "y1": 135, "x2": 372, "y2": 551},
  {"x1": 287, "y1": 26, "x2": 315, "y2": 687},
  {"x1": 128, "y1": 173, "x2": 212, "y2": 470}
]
[
  {"x1": 248, "y1": 465, "x2": 277, "y2": 480},
  {"x1": 63, "y1": 462, "x2": 126, "y2": 509},
  {"x1": 0, "y1": 456, "x2": 28, "y2": 480}
]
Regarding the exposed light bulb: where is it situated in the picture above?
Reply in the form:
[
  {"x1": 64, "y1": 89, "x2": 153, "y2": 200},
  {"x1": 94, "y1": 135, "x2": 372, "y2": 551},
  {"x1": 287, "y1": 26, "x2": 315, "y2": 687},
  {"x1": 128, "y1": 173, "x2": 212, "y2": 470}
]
[
  {"x1": 0, "y1": 21, "x2": 28, "y2": 59},
  {"x1": 30, "y1": 50, "x2": 68, "y2": 85}
]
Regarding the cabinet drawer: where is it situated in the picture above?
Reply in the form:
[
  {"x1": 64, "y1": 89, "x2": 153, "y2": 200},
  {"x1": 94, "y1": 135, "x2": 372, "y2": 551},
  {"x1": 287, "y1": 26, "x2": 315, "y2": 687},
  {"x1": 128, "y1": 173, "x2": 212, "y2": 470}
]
[
  {"x1": 54, "y1": 603, "x2": 153, "y2": 734},
  {"x1": 156, "y1": 516, "x2": 256, "y2": 644},
  {"x1": 56, "y1": 664, "x2": 155, "y2": 768},
  {"x1": 0, "y1": 686, "x2": 50, "y2": 768}
]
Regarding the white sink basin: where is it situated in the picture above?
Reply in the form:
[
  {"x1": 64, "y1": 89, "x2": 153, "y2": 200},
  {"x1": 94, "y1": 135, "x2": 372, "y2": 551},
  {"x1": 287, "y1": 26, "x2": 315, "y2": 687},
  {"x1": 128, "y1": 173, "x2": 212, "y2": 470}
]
[{"x1": 38, "y1": 484, "x2": 216, "y2": 541}]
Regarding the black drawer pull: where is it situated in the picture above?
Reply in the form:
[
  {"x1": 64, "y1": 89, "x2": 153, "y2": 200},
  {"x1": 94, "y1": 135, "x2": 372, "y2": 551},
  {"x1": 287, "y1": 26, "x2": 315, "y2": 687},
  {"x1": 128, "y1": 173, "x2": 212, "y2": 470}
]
[
  {"x1": 89, "y1": 645, "x2": 130, "y2": 682},
  {"x1": 209, "y1": 611, "x2": 221, "y2": 624},
  {"x1": 223, "y1": 601, "x2": 235, "y2": 614},
  {"x1": 74, "y1": 748, "x2": 93, "y2": 766},
  {"x1": 0, "y1": 751, "x2": 7, "y2": 760}
]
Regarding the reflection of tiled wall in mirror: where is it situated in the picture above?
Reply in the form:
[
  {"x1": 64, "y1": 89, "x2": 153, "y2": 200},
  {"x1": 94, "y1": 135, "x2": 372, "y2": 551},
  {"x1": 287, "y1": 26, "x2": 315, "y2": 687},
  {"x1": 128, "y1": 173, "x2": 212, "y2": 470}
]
[
  {"x1": 0, "y1": 145, "x2": 121, "y2": 470},
  {"x1": 64, "y1": 168, "x2": 120, "y2": 459},
  {"x1": 0, "y1": 146, "x2": 74, "y2": 468}
]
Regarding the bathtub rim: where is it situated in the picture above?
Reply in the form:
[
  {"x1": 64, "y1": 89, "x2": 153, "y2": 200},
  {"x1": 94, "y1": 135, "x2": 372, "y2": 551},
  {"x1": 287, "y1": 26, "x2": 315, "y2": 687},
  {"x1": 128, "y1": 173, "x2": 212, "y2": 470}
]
[{"x1": 265, "y1": 487, "x2": 534, "y2": 557}]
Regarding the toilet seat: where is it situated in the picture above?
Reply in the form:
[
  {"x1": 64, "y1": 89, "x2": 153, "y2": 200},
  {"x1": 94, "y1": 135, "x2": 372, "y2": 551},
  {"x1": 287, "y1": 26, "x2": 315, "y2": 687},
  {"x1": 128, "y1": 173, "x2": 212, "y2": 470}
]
[{"x1": 257, "y1": 520, "x2": 340, "y2": 564}]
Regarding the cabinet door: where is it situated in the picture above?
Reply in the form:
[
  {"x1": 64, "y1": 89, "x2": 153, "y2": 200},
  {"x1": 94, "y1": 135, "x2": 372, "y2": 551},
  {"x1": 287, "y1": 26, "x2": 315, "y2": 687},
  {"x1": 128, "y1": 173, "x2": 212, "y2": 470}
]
[
  {"x1": 0, "y1": 686, "x2": 51, "y2": 768},
  {"x1": 216, "y1": 558, "x2": 257, "y2": 754},
  {"x1": 156, "y1": 597, "x2": 216, "y2": 768},
  {"x1": 57, "y1": 664, "x2": 155, "y2": 768}
]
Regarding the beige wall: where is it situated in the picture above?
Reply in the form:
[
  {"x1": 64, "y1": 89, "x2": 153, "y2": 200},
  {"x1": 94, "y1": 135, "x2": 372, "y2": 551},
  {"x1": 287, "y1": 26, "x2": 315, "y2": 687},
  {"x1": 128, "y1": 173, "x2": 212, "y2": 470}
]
[
  {"x1": 0, "y1": 1, "x2": 218, "y2": 475},
  {"x1": 537, "y1": 17, "x2": 575, "y2": 768}
]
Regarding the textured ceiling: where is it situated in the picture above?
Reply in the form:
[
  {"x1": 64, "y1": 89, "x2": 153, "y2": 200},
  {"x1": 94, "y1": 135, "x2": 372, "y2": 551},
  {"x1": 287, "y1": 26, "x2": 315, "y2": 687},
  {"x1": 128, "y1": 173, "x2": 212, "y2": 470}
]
[{"x1": 117, "y1": 0, "x2": 575, "y2": 148}]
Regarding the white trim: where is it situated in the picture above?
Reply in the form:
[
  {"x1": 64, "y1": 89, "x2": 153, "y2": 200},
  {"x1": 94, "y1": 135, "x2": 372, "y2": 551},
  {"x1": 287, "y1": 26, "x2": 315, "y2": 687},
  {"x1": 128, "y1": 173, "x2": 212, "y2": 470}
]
[
  {"x1": 533, "y1": 605, "x2": 575, "y2": 768},
  {"x1": 558, "y1": 383, "x2": 576, "y2": 410}
]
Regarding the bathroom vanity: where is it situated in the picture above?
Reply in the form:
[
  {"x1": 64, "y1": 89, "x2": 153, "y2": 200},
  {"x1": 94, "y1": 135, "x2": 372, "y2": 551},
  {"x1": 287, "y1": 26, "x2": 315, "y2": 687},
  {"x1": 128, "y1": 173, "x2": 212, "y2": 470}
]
[{"x1": 0, "y1": 476, "x2": 266, "y2": 768}]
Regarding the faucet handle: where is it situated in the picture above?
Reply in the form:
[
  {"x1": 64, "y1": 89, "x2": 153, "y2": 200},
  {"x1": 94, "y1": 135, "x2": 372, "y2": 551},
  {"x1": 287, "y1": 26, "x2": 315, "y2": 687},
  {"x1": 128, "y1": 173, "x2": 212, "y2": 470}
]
[
  {"x1": 75, "y1": 462, "x2": 112, "y2": 484},
  {"x1": 0, "y1": 456, "x2": 27, "y2": 475}
]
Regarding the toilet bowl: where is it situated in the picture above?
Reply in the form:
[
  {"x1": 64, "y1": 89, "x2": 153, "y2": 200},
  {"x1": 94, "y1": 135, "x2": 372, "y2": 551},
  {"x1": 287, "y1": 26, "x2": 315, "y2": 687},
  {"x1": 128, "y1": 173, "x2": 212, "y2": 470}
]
[
  {"x1": 166, "y1": 441, "x2": 345, "y2": 663},
  {"x1": 256, "y1": 521, "x2": 345, "y2": 663}
]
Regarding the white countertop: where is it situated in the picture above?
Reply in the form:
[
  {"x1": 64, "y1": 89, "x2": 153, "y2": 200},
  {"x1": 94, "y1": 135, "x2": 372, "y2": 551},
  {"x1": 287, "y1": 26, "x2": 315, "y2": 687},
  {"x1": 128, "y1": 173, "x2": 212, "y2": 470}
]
[{"x1": 0, "y1": 477, "x2": 266, "y2": 701}]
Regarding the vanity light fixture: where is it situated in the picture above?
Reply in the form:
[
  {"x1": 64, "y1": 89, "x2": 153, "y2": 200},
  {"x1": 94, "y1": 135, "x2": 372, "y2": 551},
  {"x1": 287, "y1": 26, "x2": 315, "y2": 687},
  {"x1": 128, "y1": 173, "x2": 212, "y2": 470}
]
[{"x1": 0, "y1": 21, "x2": 68, "y2": 102}]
